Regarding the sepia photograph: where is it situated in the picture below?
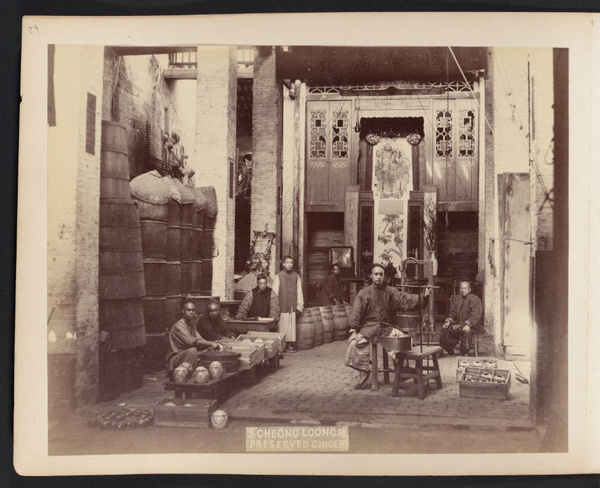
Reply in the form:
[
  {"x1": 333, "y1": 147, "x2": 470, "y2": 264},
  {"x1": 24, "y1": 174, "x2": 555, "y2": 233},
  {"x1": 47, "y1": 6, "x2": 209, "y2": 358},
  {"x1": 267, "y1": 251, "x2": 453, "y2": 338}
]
[{"x1": 15, "y1": 13, "x2": 597, "y2": 476}]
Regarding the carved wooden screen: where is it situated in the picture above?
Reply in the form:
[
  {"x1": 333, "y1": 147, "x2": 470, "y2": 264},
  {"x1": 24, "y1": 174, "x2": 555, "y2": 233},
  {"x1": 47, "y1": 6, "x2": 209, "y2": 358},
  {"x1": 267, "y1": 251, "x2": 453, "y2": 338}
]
[
  {"x1": 306, "y1": 100, "x2": 352, "y2": 208},
  {"x1": 432, "y1": 98, "x2": 479, "y2": 209}
]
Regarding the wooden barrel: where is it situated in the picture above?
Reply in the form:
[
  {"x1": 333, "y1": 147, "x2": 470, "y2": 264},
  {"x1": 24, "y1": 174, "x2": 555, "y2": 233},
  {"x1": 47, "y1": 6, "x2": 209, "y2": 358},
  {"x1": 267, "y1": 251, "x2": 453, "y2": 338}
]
[
  {"x1": 296, "y1": 309, "x2": 315, "y2": 350},
  {"x1": 140, "y1": 220, "x2": 167, "y2": 260},
  {"x1": 332, "y1": 304, "x2": 349, "y2": 341},
  {"x1": 192, "y1": 211, "x2": 204, "y2": 261},
  {"x1": 180, "y1": 203, "x2": 194, "y2": 229},
  {"x1": 309, "y1": 307, "x2": 324, "y2": 347},
  {"x1": 200, "y1": 215, "x2": 215, "y2": 259},
  {"x1": 180, "y1": 226, "x2": 193, "y2": 262},
  {"x1": 165, "y1": 261, "x2": 181, "y2": 296},
  {"x1": 189, "y1": 260, "x2": 203, "y2": 294},
  {"x1": 165, "y1": 295, "x2": 182, "y2": 326},
  {"x1": 100, "y1": 297, "x2": 145, "y2": 331},
  {"x1": 397, "y1": 311, "x2": 420, "y2": 334},
  {"x1": 101, "y1": 121, "x2": 130, "y2": 200},
  {"x1": 344, "y1": 303, "x2": 354, "y2": 326},
  {"x1": 136, "y1": 200, "x2": 169, "y2": 222},
  {"x1": 180, "y1": 260, "x2": 193, "y2": 295},
  {"x1": 166, "y1": 224, "x2": 181, "y2": 261},
  {"x1": 200, "y1": 258, "x2": 213, "y2": 295},
  {"x1": 319, "y1": 306, "x2": 334, "y2": 344},
  {"x1": 99, "y1": 200, "x2": 143, "y2": 300},
  {"x1": 142, "y1": 296, "x2": 166, "y2": 334},
  {"x1": 143, "y1": 258, "x2": 167, "y2": 296},
  {"x1": 167, "y1": 200, "x2": 180, "y2": 225}
]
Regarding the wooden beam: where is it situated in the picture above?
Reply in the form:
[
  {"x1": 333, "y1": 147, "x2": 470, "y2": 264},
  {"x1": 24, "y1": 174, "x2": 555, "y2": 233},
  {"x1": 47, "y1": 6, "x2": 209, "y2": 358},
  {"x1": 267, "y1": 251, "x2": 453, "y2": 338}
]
[
  {"x1": 109, "y1": 45, "x2": 197, "y2": 56},
  {"x1": 163, "y1": 69, "x2": 198, "y2": 80}
]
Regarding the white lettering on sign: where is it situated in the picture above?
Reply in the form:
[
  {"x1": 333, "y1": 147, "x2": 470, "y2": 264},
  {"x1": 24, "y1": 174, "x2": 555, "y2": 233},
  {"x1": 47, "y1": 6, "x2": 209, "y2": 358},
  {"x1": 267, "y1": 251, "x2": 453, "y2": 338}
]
[{"x1": 246, "y1": 426, "x2": 349, "y2": 452}]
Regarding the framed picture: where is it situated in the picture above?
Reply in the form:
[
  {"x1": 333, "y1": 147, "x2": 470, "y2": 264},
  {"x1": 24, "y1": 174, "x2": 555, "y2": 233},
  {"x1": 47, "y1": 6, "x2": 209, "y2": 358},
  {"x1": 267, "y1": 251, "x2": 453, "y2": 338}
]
[{"x1": 329, "y1": 246, "x2": 353, "y2": 269}]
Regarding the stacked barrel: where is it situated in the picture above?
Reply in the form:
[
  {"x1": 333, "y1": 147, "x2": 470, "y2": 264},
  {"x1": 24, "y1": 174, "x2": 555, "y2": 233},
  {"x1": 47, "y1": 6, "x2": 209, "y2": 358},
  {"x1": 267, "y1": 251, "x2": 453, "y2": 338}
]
[
  {"x1": 164, "y1": 181, "x2": 182, "y2": 329},
  {"x1": 130, "y1": 171, "x2": 173, "y2": 373},
  {"x1": 174, "y1": 180, "x2": 197, "y2": 300},
  {"x1": 98, "y1": 121, "x2": 147, "y2": 400},
  {"x1": 198, "y1": 186, "x2": 217, "y2": 296}
]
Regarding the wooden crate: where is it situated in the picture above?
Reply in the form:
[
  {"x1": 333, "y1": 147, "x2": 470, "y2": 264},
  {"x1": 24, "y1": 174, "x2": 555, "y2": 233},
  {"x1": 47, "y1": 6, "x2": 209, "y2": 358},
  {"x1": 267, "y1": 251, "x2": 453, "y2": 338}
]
[
  {"x1": 455, "y1": 356, "x2": 498, "y2": 381},
  {"x1": 154, "y1": 397, "x2": 218, "y2": 428},
  {"x1": 247, "y1": 331, "x2": 286, "y2": 354},
  {"x1": 459, "y1": 368, "x2": 511, "y2": 400},
  {"x1": 221, "y1": 340, "x2": 265, "y2": 368},
  {"x1": 236, "y1": 334, "x2": 280, "y2": 359}
]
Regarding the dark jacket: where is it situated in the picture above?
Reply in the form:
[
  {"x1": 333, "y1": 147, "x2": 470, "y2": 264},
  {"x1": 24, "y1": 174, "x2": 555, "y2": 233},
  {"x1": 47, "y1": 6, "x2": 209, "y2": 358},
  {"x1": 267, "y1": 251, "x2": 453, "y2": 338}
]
[
  {"x1": 319, "y1": 273, "x2": 344, "y2": 305},
  {"x1": 196, "y1": 313, "x2": 233, "y2": 341}
]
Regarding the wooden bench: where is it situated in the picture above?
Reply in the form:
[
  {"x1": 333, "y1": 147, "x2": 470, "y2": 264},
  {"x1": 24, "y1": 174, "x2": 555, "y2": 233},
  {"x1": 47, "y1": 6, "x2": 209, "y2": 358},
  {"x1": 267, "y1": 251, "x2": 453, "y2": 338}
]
[{"x1": 371, "y1": 343, "x2": 443, "y2": 399}]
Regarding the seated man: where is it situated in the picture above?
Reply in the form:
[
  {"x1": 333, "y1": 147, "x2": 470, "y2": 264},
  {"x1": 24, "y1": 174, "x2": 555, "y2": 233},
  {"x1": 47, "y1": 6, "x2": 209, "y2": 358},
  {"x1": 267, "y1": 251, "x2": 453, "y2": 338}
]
[
  {"x1": 197, "y1": 300, "x2": 237, "y2": 341},
  {"x1": 345, "y1": 263, "x2": 430, "y2": 389},
  {"x1": 319, "y1": 263, "x2": 345, "y2": 306},
  {"x1": 236, "y1": 273, "x2": 281, "y2": 321},
  {"x1": 166, "y1": 300, "x2": 221, "y2": 378},
  {"x1": 440, "y1": 281, "x2": 483, "y2": 356}
]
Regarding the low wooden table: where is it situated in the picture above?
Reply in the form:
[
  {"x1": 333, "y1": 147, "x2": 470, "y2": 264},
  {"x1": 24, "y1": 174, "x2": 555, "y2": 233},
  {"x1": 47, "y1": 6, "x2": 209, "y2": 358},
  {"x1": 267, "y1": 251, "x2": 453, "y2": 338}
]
[
  {"x1": 372, "y1": 343, "x2": 443, "y2": 399},
  {"x1": 225, "y1": 318, "x2": 278, "y2": 335}
]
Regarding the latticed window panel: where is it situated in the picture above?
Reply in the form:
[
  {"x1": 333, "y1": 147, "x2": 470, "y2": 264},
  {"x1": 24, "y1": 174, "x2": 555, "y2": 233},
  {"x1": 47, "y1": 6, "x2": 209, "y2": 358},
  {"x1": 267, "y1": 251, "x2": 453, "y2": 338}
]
[
  {"x1": 458, "y1": 109, "x2": 476, "y2": 157},
  {"x1": 331, "y1": 111, "x2": 349, "y2": 159},
  {"x1": 436, "y1": 110, "x2": 453, "y2": 158},
  {"x1": 310, "y1": 110, "x2": 327, "y2": 159}
]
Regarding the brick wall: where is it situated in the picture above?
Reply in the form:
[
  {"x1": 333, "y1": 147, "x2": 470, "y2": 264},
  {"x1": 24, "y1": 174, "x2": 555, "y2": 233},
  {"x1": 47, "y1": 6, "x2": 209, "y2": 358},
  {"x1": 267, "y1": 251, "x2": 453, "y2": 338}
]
[
  {"x1": 195, "y1": 46, "x2": 237, "y2": 298},
  {"x1": 102, "y1": 50, "x2": 189, "y2": 180},
  {"x1": 48, "y1": 45, "x2": 104, "y2": 407},
  {"x1": 251, "y1": 47, "x2": 283, "y2": 278}
]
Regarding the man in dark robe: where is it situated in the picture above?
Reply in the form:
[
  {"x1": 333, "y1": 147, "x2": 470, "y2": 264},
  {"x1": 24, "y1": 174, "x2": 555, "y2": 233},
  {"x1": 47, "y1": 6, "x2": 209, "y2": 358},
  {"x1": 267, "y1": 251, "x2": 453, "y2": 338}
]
[
  {"x1": 236, "y1": 273, "x2": 280, "y2": 321},
  {"x1": 319, "y1": 264, "x2": 344, "y2": 305},
  {"x1": 197, "y1": 300, "x2": 236, "y2": 342},
  {"x1": 440, "y1": 281, "x2": 482, "y2": 356},
  {"x1": 345, "y1": 263, "x2": 430, "y2": 389}
]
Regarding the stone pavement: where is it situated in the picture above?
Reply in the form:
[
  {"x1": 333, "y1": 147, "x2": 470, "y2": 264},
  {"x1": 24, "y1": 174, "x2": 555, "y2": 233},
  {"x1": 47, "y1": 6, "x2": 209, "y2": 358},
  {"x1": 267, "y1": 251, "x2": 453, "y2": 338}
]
[
  {"x1": 84, "y1": 340, "x2": 533, "y2": 432},
  {"x1": 221, "y1": 340, "x2": 533, "y2": 430}
]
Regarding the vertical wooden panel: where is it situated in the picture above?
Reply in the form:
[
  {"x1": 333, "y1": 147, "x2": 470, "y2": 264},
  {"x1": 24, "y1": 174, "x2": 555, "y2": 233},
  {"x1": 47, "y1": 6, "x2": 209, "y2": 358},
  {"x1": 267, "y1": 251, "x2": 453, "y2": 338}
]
[
  {"x1": 85, "y1": 93, "x2": 96, "y2": 155},
  {"x1": 306, "y1": 100, "x2": 329, "y2": 203},
  {"x1": 500, "y1": 173, "x2": 531, "y2": 355},
  {"x1": 329, "y1": 100, "x2": 352, "y2": 204}
]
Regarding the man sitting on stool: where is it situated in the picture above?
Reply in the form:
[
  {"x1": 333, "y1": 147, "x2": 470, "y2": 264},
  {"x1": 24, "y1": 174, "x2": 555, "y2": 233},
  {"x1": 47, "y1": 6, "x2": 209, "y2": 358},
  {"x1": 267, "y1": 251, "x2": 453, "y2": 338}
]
[
  {"x1": 440, "y1": 281, "x2": 483, "y2": 356},
  {"x1": 236, "y1": 273, "x2": 281, "y2": 321},
  {"x1": 197, "y1": 300, "x2": 237, "y2": 341},
  {"x1": 166, "y1": 300, "x2": 221, "y2": 379},
  {"x1": 345, "y1": 263, "x2": 431, "y2": 390}
]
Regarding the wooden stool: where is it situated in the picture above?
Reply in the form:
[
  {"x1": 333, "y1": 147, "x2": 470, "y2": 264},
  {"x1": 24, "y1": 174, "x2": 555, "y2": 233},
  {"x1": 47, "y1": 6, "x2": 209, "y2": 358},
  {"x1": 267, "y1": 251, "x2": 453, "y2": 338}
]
[
  {"x1": 370, "y1": 337, "x2": 396, "y2": 391},
  {"x1": 392, "y1": 346, "x2": 443, "y2": 399}
]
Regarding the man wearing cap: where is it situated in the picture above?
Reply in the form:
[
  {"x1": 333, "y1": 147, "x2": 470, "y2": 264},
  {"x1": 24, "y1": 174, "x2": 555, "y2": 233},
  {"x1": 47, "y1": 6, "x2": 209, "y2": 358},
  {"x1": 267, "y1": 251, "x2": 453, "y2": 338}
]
[
  {"x1": 440, "y1": 281, "x2": 482, "y2": 356},
  {"x1": 345, "y1": 263, "x2": 430, "y2": 389},
  {"x1": 166, "y1": 300, "x2": 221, "y2": 379},
  {"x1": 236, "y1": 273, "x2": 281, "y2": 321},
  {"x1": 197, "y1": 300, "x2": 237, "y2": 342}
]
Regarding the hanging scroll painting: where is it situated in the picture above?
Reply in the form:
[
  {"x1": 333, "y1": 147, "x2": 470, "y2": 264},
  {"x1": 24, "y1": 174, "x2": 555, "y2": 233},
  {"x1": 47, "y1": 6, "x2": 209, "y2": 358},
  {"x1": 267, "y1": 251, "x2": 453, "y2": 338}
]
[{"x1": 372, "y1": 137, "x2": 413, "y2": 274}]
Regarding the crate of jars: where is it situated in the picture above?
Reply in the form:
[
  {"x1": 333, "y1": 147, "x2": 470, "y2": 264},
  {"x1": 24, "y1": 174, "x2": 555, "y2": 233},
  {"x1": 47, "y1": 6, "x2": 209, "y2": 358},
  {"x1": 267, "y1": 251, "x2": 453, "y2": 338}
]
[
  {"x1": 236, "y1": 334, "x2": 281, "y2": 359},
  {"x1": 220, "y1": 339, "x2": 265, "y2": 368},
  {"x1": 458, "y1": 367, "x2": 511, "y2": 400},
  {"x1": 154, "y1": 398, "x2": 218, "y2": 428},
  {"x1": 455, "y1": 357, "x2": 498, "y2": 381}
]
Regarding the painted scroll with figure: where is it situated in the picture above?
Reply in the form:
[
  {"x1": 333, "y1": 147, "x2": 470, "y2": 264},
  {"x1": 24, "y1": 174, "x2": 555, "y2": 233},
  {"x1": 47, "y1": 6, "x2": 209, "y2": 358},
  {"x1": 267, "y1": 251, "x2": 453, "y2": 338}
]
[{"x1": 372, "y1": 137, "x2": 413, "y2": 273}]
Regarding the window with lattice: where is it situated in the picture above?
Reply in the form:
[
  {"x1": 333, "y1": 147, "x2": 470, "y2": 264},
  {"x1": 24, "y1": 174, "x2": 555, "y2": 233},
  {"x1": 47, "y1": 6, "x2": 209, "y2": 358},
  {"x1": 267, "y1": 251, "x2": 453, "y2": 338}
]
[
  {"x1": 436, "y1": 110, "x2": 453, "y2": 158},
  {"x1": 458, "y1": 109, "x2": 475, "y2": 157},
  {"x1": 310, "y1": 110, "x2": 327, "y2": 159},
  {"x1": 331, "y1": 111, "x2": 349, "y2": 159}
]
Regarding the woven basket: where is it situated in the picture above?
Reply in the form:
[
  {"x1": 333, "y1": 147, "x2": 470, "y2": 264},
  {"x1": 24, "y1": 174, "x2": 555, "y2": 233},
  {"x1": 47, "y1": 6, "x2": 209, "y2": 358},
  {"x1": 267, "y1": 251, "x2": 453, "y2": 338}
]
[
  {"x1": 193, "y1": 187, "x2": 207, "y2": 211},
  {"x1": 173, "y1": 179, "x2": 195, "y2": 205},
  {"x1": 130, "y1": 171, "x2": 172, "y2": 205},
  {"x1": 198, "y1": 186, "x2": 218, "y2": 218}
]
